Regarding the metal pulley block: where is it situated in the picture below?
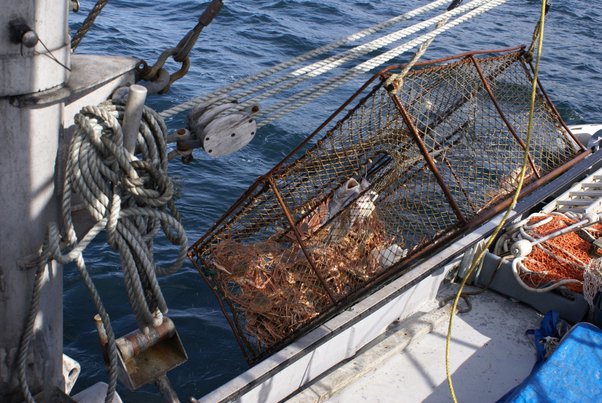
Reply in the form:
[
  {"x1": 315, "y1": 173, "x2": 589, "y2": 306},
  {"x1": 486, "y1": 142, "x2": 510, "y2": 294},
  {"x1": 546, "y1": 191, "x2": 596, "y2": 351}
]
[
  {"x1": 95, "y1": 315, "x2": 187, "y2": 390},
  {"x1": 188, "y1": 99, "x2": 258, "y2": 157}
]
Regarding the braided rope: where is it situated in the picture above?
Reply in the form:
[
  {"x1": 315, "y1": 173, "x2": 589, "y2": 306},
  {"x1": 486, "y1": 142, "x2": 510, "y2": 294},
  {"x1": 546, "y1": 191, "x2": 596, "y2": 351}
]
[
  {"x1": 384, "y1": 18, "x2": 449, "y2": 92},
  {"x1": 17, "y1": 100, "x2": 186, "y2": 402},
  {"x1": 160, "y1": 0, "x2": 504, "y2": 125},
  {"x1": 71, "y1": 0, "x2": 110, "y2": 51},
  {"x1": 159, "y1": 0, "x2": 450, "y2": 119},
  {"x1": 234, "y1": 0, "x2": 490, "y2": 112},
  {"x1": 584, "y1": 259, "x2": 602, "y2": 308},
  {"x1": 257, "y1": 0, "x2": 506, "y2": 128}
]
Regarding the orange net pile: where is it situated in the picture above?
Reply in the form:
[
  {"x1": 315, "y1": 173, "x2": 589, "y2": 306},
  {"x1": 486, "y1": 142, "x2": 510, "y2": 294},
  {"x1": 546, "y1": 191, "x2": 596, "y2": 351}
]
[{"x1": 519, "y1": 214, "x2": 602, "y2": 292}]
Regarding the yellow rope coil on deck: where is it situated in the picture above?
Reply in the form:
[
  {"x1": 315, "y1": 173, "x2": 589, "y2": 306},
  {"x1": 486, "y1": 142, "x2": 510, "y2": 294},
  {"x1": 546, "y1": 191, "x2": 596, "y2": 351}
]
[{"x1": 444, "y1": 1, "x2": 549, "y2": 401}]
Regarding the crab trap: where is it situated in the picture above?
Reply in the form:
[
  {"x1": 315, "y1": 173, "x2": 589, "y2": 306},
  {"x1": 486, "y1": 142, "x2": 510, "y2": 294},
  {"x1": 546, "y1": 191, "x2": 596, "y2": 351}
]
[{"x1": 188, "y1": 47, "x2": 589, "y2": 363}]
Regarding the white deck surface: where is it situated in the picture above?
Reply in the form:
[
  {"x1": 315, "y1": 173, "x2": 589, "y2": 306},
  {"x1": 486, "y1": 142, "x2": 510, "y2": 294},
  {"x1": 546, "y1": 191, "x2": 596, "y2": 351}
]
[{"x1": 292, "y1": 288, "x2": 543, "y2": 403}]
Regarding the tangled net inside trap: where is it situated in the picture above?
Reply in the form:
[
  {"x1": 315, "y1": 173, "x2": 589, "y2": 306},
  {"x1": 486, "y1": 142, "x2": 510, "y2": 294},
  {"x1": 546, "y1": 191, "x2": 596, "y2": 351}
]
[{"x1": 189, "y1": 48, "x2": 586, "y2": 362}]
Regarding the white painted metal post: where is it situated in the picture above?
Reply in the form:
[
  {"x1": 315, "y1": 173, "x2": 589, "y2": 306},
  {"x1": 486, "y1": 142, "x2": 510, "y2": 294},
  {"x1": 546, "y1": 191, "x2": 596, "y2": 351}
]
[
  {"x1": 0, "y1": 0, "x2": 70, "y2": 400},
  {"x1": 122, "y1": 84, "x2": 148, "y2": 154}
]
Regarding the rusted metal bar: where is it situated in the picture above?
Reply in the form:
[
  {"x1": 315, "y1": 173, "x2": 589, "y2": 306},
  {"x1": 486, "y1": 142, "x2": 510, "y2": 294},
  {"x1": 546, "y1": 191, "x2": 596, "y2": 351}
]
[
  {"x1": 192, "y1": 49, "x2": 527, "y2": 254},
  {"x1": 378, "y1": 45, "x2": 525, "y2": 76},
  {"x1": 116, "y1": 318, "x2": 177, "y2": 362},
  {"x1": 247, "y1": 149, "x2": 595, "y2": 364},
  {"x1": 268, "y1": 176, "x2": 337, "y2": 304},
  {"x1": 390, "y1": 96, "x2": 467, "y2": 224},
  {"x1": 404, "y1": 55, "x2": 518, "y2": 140},
  {"x1": 347, "y1": 151, "x2": 593, "y2": 305},
  {"x1": 466, "y1": 149, "x2": 592, "y2": 227},
  {"x1": 189, "y1": 179, "x2": 265, "y2": 250},
  {"x1": 469, "y1": 55, "x2": 541, "y2": 178},
  {"x1": 269, "y1": 72, "x2": 385, "y2": 176},
  {"x1": 517, "y1": 58, "x2": 586, "y2": 152}
]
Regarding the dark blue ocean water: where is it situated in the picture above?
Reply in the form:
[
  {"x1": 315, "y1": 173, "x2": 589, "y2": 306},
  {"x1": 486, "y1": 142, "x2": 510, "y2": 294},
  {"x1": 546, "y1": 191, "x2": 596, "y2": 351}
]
[{"x1": 65, "y1": 0, "x2": 601, "y2": 400}]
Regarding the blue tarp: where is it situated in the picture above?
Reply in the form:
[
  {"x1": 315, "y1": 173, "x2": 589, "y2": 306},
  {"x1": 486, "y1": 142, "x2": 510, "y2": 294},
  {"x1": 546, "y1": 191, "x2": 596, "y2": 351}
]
[{"x1": 503, "y1": 322, "x2": 602, "y2": 402}]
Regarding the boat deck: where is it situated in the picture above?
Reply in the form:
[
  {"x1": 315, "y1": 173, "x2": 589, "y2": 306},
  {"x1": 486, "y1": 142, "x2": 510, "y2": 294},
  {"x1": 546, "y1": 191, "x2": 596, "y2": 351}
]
[{"x1": 288, "y1": 285, "x2": 543, "y2": 403}]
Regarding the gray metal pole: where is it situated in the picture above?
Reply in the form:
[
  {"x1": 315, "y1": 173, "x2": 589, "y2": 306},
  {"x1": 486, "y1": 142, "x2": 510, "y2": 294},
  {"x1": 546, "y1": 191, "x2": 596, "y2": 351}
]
[{"x1": 0, "y1": 0, "x2": 70, "y2": 400}]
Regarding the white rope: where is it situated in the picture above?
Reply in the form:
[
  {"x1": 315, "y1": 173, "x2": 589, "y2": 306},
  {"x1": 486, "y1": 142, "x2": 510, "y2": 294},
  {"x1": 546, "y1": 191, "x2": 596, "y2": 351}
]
[
  {"x1": 384, "y1": 17, "x2": 450, "y2": 92},
  {"x1": 161, "y1": 1, "x2": 506, "y2": 134},
  {"x1": 511, "y1": 257, "x2": 583, "y2": 293},
  {"x1": 494, "y1": 211, "x2": 600, "y2": 293},
  {"x1": 257, "y1": 0, "x2": 507, "y2": 128},
  {"x1": 234, "y1": 0, "x2": 495, "y2": 113},
  {"x1": 159, "y1": 0, "x2": 450, "y2": 119},
  {"x1": 64, "y1": 101, "x2": 187, "y2": 327},
  {"x1": 17, "y1": 100, "x2": 186, "y2": 403}
]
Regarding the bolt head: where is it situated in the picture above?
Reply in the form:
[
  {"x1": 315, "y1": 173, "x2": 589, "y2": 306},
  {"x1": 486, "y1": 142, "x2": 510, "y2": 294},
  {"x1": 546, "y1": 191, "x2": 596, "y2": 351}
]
[{"x1": 21, "y1": 31, "x2": 38, "y2": 48}]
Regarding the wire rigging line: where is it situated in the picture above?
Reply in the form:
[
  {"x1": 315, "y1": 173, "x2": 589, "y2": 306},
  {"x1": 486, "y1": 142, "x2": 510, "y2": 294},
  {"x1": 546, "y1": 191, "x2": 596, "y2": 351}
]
[
  {"x1": 163, "y1": 0, "x2": 506, "y2": 124},
  {"x1": 71, "y1": 0, "x2": 110, "y2": 51},
  {"x1": 163, "y1": 0, "x2": 503, "y2": 120},
  {"x1": 236, "y1": 0, "x2": 495, "y2": 113}
]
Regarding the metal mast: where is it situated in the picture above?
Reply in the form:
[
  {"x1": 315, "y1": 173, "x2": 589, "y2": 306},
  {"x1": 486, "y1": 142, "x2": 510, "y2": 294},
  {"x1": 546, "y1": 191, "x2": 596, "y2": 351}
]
[{"x1": 0, "y1": 0, "x2": 70, "y2": 400}]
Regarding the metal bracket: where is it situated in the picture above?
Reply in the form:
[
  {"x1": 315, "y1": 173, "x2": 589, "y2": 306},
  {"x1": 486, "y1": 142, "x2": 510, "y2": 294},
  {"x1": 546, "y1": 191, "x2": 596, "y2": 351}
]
[{"x1": 95, "y1": 316, "x2": 188, "y2": 391}]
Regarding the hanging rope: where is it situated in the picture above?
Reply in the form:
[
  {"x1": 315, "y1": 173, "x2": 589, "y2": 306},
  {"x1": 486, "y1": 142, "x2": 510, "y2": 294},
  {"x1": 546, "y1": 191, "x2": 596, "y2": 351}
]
[
  {"x1": 444, "y1": 1, "x2": 548, "y2": 401},
  {"x1": 71, "y1": 0, "x2": 110, "y2": 51},
  {"x1": 16, "y1": 100, "x2": 187, "y2": 403},
  {"x1": 527, "y1": 0, "x2": 550, "y2": 58}
]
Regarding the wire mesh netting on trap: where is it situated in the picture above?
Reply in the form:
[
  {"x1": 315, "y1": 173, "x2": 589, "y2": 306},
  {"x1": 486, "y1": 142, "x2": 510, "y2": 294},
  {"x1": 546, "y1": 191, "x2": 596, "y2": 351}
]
[{"x1": 188, "y1": 47, "x2": 588, "y2": 363}]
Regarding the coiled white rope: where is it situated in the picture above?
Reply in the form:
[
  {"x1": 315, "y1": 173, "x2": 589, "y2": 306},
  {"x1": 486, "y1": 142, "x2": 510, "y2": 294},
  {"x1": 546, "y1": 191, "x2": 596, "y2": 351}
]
[
  {"x1": 494, "y1": 211, "x2": 600, "y2": 293},
  {"x1": 17, "y1": 100, "x2": 187, "y2": 403}
]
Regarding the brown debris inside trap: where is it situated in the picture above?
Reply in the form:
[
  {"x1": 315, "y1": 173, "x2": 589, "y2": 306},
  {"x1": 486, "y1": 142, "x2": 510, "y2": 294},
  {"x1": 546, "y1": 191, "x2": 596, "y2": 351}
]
[{"x1": 211, "y1": 211, "x2": 396, "y2": 347}]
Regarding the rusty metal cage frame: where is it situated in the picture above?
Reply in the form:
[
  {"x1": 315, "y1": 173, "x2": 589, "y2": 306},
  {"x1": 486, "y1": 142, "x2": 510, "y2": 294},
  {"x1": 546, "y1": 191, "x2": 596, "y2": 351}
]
[{"x1": 189, "y1": 46, "x2": 590, "y2": 363}]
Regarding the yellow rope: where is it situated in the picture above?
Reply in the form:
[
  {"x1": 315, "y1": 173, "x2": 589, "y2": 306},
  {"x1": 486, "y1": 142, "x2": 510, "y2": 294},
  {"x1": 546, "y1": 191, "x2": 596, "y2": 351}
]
[{"x1": 444, "y1": 1, "x2": 548, "y2": 401}]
